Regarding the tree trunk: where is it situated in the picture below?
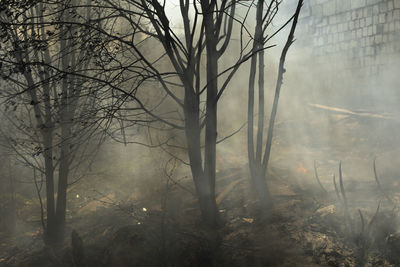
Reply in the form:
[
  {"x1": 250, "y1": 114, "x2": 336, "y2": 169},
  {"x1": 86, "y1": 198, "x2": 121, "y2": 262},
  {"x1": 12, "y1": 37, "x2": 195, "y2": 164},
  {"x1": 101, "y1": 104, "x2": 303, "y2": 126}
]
[
  {"x1": 42, "y1": 130, "x2": 57, "y2": 244},
  {"x1": 55, "y1": 119, "x2": 71, "y2": 241},
  {"x1": 202, "y1": 2, "x2": 220, "y2": 227},
  {"x1": 184, "y1": 87, "x2": 219, "y2": 227},
  {"x1": 53, "y1": 2, "x2": 76, "y2": 241},
  {"x1": 177, "y1": 2, "x2": 220, "y2": 226},
  {"x1": 247, "y1": 0, "x2": 271, "y2": 212},
  {"x1": 248, "y1": 0, "x2": 303, "y2": 213},
  {"x1": 252, "y1": 165, "x2": 272, "y2": 211}
]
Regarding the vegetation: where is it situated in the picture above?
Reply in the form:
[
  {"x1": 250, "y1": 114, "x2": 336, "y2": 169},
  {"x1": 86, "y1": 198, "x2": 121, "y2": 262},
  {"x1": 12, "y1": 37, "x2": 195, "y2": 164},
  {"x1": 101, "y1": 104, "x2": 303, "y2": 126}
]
[{"x1": 2, "y1": 1, "x2": 399, "y2": 267}]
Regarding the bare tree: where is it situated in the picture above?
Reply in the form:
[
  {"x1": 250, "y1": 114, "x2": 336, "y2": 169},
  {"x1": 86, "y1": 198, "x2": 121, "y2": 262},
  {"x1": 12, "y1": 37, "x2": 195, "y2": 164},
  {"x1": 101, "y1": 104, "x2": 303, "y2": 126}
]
[
  {"x1": 73, "y1": 0, "x2": 272, "y2": 227},
  {"x1": 247, "y1": 0, "x2": 303, "y2": 212},
  {"x1": 74, "y1": 0, "x2": 302, "y2": 226},
  {"x1": 0, "y1": 0, "x2": 108, "y2": 243},
  {"x1": 0, "y1": 143, "x2": 16, "y2": 235}
]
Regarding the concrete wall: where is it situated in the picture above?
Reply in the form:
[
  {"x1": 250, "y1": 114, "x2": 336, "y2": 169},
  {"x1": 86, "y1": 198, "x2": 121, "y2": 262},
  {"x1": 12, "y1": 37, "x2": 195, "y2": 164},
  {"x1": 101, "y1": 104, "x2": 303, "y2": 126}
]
[{"x1": 297, "y1": 0, "x2": 400, "y2": 76}]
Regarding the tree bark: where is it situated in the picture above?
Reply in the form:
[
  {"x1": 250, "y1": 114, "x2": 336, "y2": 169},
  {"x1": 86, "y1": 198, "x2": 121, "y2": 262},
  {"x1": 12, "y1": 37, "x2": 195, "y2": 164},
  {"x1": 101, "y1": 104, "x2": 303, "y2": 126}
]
[
  {"x1": 202, "y1": 1, "x2": 220, "y2": 227},
  {"x1": 184, "y1": 86, "x2": 219, "y2": 227},
  {"x1": 42, "y1": 130, "x2": 57, "y2": 244},
  {"x1": 248, "y1": 0, "x2": 303, "y2": 213},
  {"x1": 55, "y1": 118, "x2": 71, "y2": 241},
  {"x1": 247, "y1": 0, "x2": 272, "y2": 212}
]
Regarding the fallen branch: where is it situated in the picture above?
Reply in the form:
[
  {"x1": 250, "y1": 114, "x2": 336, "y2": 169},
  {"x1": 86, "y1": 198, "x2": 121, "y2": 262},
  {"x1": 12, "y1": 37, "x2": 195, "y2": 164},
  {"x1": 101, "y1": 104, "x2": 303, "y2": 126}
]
[{"x1": 309, "y1": 103, "x2": 392, "y2": 120}]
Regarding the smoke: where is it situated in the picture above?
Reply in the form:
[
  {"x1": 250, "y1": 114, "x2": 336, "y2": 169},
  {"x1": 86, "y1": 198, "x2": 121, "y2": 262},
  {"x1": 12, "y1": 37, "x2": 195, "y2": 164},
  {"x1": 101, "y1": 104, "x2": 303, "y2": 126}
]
[
  {"x1": 213, "y1": 0, "x2": 400, "y2": 225},
  {"x1": 2, "y1": 1, "x2": 400, "y2": 265}
]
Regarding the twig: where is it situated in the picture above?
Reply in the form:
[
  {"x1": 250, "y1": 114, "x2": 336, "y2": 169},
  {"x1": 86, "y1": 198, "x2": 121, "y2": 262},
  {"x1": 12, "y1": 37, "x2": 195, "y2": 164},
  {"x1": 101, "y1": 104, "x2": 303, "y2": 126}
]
[
  {"x1": 338, "y1": 162, "x2": 347, "y2": 202},
  {"x1": 314, "y1": 160, "x2": 327, "y2": 193},
  {"x1": 333, "y1": 174, "x2": 341, "y2": 201},
  {"x1": 339, "y1": 161, "x2": 352, "y2": 233},
  {"x1": 164, "y1": 158, "x2": 195, "y2": 196},
  {"x1": 260, "y1": 0, "x2": 303, "y2": 172},
  {"x1": 373, "y1": 157, "x2": 383, "y2": 193},
  {"x1": 366, "y1": 201, "x2": 380, "y2": 234},
  {"x1": 358, "y1": 209, "x2": 365, "y2": 235},
  {"x1": 216, "y1": 121, "x2": 246, "y2": 145},
  {"x1": 33, "y1": 167, "x2": 46, "y2": 233},
  {"x1": 373, "y1": 157, "x2": 393, "y2": 204}
]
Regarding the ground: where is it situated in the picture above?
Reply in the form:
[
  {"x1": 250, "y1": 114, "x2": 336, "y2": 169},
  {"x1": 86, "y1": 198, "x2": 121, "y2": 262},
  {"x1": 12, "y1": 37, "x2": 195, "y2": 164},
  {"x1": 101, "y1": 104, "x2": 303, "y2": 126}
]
[{"x1": 1, "y1": 103, "x2": 400, "y2": 266}]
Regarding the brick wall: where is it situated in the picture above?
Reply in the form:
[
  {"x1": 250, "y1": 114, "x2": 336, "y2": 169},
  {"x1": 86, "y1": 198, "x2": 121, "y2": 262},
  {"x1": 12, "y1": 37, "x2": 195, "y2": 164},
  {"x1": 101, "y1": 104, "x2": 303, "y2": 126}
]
[{"x1": 298, "y1": 0, "x2": 400, "y2": 75}]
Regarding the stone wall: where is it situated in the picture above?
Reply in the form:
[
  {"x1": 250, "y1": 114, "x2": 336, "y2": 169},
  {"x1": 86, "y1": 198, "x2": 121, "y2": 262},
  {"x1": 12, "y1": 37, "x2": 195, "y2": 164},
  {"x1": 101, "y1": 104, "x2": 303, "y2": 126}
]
[{"x1": 298, "y1": 0, "x2": 400, "y2": 75}]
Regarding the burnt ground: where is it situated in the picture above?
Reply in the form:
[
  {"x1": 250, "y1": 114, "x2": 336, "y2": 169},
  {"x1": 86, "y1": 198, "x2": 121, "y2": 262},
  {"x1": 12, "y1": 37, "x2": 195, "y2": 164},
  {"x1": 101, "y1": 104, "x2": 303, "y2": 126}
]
[{"x1": 1, "y1": 104, "x2": 400, "y2": 266}]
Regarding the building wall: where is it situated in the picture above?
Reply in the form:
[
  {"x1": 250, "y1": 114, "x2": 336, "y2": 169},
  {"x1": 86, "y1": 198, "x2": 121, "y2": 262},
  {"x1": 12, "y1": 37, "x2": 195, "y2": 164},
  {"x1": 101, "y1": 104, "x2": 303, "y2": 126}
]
[{"x1": 298, "y1": 0, "x2": 400, "y2": 76}]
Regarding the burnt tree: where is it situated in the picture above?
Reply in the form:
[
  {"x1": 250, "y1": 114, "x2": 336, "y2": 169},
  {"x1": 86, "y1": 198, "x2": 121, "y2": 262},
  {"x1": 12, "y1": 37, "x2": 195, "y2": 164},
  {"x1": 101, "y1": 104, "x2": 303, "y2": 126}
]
[
  {"x1": 0, "y1": 0, "x2": 106, "y2": 243},
  {"x1": 247, "y1": 0, "x2": 303, "y2": 212}
]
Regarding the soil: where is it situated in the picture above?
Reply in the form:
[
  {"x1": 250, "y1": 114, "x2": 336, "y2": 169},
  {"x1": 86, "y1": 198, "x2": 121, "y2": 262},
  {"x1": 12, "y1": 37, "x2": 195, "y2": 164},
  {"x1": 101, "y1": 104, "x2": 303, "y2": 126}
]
[{"x1": 1, "y1": 105, "x2": 400, "y2": 266}]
